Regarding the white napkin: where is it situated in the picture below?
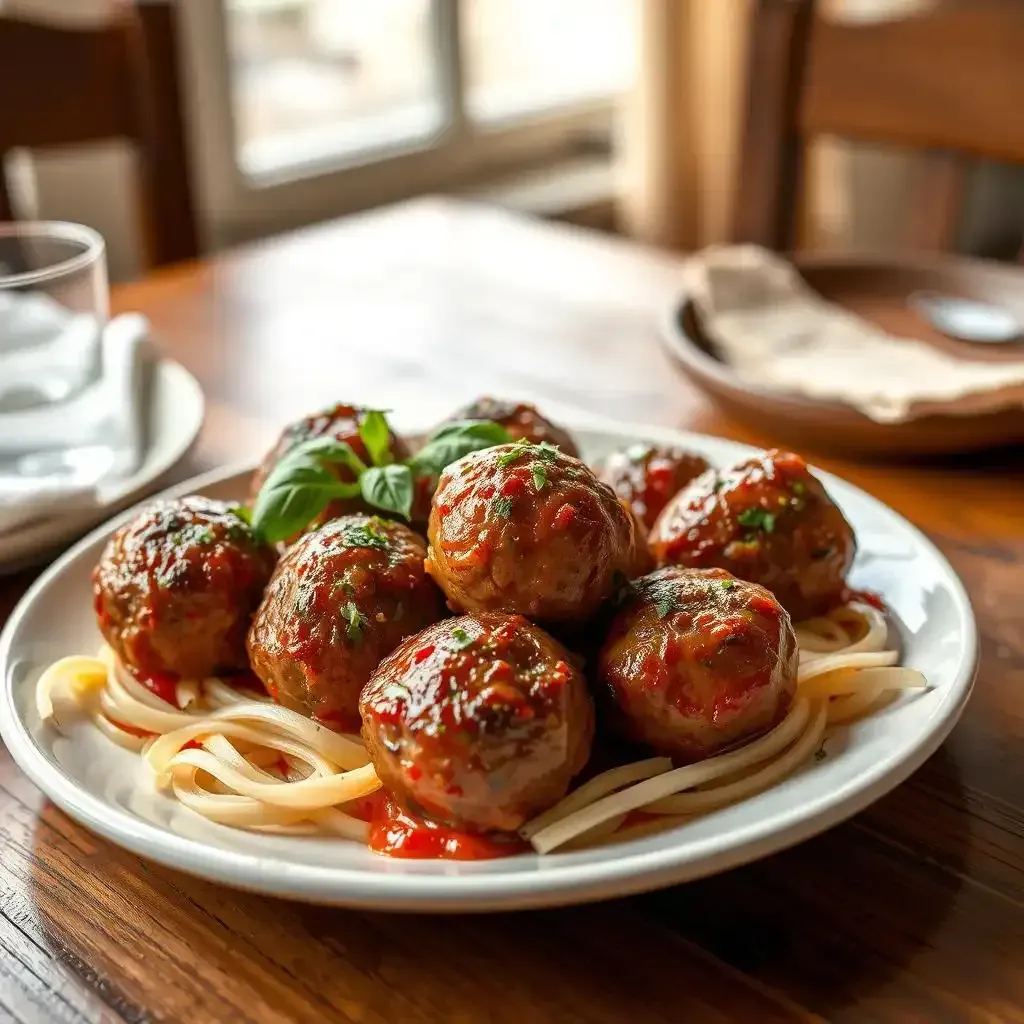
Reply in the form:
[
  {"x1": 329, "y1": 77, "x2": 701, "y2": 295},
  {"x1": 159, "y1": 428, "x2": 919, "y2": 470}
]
[
  {"x1": 0, "y1": 312, "x2": 151, "y2": 536},
  {"x1": 683, "y1": 245, "x2": 1024, "y2": 423}
]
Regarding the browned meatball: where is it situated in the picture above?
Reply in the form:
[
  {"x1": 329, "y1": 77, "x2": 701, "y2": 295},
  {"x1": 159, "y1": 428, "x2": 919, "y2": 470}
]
[
  {"x1": 649, "y1": 450, "x2": 856, "y2": 621},
  {"x1": 247, "y1": 515, "x2": 443, "y2": 731},
  {"x1": 599, "y1": 567, "x2": 797, "y2": 761},
  {"x1": 598, "y1": 443, "x2": 710, "y2": 530},
  {"x1": 425, "y1": 442, "x2": 639, "y2": 622},
  {"x1": 360, "y1": 613, "x2": 594, "y2": 833},
  {"x1": 444, "y1": 397, "x2": 579, "y2": 457},
  {"x1": 93, "y1": 497, "x2": 276, "y2": 679},
  {"x1": 250, "y1": 403, "x2": 410, "y2": 537}
]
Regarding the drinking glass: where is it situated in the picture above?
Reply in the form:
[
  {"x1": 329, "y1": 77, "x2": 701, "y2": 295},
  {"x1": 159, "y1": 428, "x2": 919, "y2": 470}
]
[{"x1": 0, "y1": 222, "x2": 108, "y2": 413}]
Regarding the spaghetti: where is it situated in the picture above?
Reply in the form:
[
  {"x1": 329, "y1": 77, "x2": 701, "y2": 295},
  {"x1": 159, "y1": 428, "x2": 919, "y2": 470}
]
[{"x1": 36, "y1": 602, "x2": 925, "y2": 855}]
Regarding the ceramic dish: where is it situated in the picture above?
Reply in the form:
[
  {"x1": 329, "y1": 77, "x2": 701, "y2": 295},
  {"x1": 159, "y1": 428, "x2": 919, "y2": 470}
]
[
  {"x1": 0, "y1": 417, "x2": 977, "y2": 912},
  {"x1": 662, "y1": 253, "x2": 1024, "y2": 457},
  {"x1": 0, "y1": 358, "x2": 204, "y2": 573}
]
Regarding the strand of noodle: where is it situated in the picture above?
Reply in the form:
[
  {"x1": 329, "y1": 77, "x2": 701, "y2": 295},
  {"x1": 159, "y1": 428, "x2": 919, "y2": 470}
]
[
  {"x1": 643, "y1": 704, "x2": 827, "y2": 817},
  {"x1": 204, "y1": 678, "x2": 272, "y2": 708},
  {"x1": 798, "y1": 650, "x2": 898, "y2": 683},
  {"x1": 795, "y1": 617, "x2": 849, "y2": 652},
  {"x1": 801, "y1": 666, "x2": 928, "y2": 700},
  {"x1": 599, "y1": 814, "x2": 691, "y2": 846},
  {"x1": 147, "y1": 718, "x2": 343, "y2": 782},
  {"x1": 519, "y1": 757, "x2": 672, "y2": 839},
  {"x1": 201, "y1": 731, "x2": 335, "y2": 780},
  {"x1": 99, "y1": 647, "x2": 192, "y2": 714},
  {"x1": 833, "y1": 605, "x2": 888, "y2": 655},
  {"x1": 170, "y1": 772, "x2": 314, "y2": 828},
  {"x1": 175, "y1": 679, "x2": 200, "y2": 710},
  {"x1": 528, "y1": 699, "x2": 812, "y2": 854},
  {"x1": 91, "y1": 713, "x2": 149, "y2": 751},
  {"x1": 311, "y1": 808, "x2": 371, "y2": 841},
  {"x1": 827, "y1": 684, "x2": 888, "y2": 725},
  {"x1": 164, "y1": 750, "x2": 380, "y2": 810},
  {"x1": 559, "y1": 813, "x2": 628, "y2": 851},
  {"x1": 142, "y1": 702, "x2": 367, "y2": 771},
  {"x1": 36, "y1": 656, "x2": 107, "y2": 722}
]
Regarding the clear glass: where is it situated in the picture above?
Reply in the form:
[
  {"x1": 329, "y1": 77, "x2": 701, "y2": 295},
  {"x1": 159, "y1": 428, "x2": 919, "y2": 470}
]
[
  {"x1": 225, "y1": 0, "x2": 442, "y2": 176},
  {"x1": 464, "y1": 0, "x2": 636, "y2": 123},
  {"x1": 0, "y1": 222, "x2": 108, "y2": 413}
]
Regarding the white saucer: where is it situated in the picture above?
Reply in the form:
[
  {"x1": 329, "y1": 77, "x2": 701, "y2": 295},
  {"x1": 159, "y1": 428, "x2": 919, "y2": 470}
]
[
  {"x1": 0, "y1": 358, "x2": 204, "y2": 573},
  {"x1": 0, "y1": 418, "x2": 977, "y2": 912}
]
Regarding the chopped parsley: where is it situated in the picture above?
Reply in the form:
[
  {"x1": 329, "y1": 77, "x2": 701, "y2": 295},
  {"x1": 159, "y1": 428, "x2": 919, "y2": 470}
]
[
  {"x1": 713, "y1": 478, "x2": 726, "y2": 492},
  {"x1": 342, "y1": 601, "x2": 364, "y2": 643},
  {"x1": 737, "y1": 507, "x2": 776, "y2": 533},
  {"x1": 530, "y1": 461, "x2": 548, "y2": 491},
  {"x1": 636, "y1": 574, "x2": 679, "y2": 618},
  {"x1": 229, "y1": 505, "x2": 253, "y2": 525},
  {"x1": 792, "y1": 482, "x2": 806, "y2": 496},
  {"x1": 449, "y1": 627, "x2": 474, "y2": 651},
  {"x1": 655, "y1": 594, "x2": 677, "y2": 618},
  {"x1": 720, "y1": 579, "x2": 736, "y2": 591},
  {"x1": 340, "y1": 522, "x2": 390, "y2": 550},
  {"x1": 497, "y1": 438, "x2": 560, "y2": 468},
  {"x1": 493, "y1": 495, "x2": 514, "y2": 518}
]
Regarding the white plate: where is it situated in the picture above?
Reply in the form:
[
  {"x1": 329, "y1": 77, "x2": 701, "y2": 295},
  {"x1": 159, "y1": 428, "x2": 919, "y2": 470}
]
[
  {"x1": 0, "y1": 358, "x2": 204, "y2": 573},
  {"x1": 0, "y1": 418, "x2": 977, "y2": 912}
]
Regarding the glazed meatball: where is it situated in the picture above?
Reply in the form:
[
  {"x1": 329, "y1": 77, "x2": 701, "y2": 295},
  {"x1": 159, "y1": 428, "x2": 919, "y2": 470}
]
[
  {"x1": 649, "y1": 450, "x2": 855, "y2": 621},
  {"x1": 598, "y1": 443, "x2": 710, "y2": 531},
  {"x1": 599, "y1": 566, "x2": 797, "y2": 761},
  {"x1": 247, "y1": 515, "x2": 443, "y2": 731},
  {"x1": 444, "y1": 397, "x2": 579, "y2": 457},
  {"x1": 93, "y1": 497, "x2": 276, "y2": 679},
  {"x1": 360, "y1": 613, "x2": 594, "y2": 833},
  {"x1": 426, "y1": 442, "x2": 639, "y2": 622},
  {"x1": 250, "y1": 403, "x2": 410, "y2": 535}
]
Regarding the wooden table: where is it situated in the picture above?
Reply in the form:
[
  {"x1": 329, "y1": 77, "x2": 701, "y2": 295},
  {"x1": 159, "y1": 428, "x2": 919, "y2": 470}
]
[{"x1": 2, "y1": 198, "x2": 1023, "y2": 1024}]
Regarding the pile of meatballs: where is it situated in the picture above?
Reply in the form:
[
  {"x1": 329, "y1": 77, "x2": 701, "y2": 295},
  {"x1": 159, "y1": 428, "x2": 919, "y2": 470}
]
[{"x1": 92, "y1": 398, "x2": 856, "y2": 842}]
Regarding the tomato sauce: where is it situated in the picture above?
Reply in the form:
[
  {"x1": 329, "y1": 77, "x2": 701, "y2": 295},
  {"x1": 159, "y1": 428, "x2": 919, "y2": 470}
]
[
  {"x1": 842, "y1": 587, "x2": 887, "y2": 613},
  {"x1": 365, "y1": 793, "x2": 526, "y2": 860},
  {"x1": 124, "y1": 664, "x2": 179, "y2": 706}
]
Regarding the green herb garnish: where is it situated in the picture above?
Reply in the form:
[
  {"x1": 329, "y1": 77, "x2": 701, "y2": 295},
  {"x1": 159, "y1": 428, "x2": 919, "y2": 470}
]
[
  {"x1": 449, "y1": 627, "x2": 474, "y2": 652},
  {"x1": 342, "y1": 601, "x2": 364, "y2": 643},
  {"x1": 496, "y1": 438, "x2": 533, "y2": 467},
  {"x1": 229, "y1": 505, "x2": 253, "y2": 525},
  {"x1": 737, "y1": 507, "x2": 776, "y2": 533},
  {"x1": 410, "y1": 419, "x2": 513, "y2": 477},
  {"x1": 530, "y1": 461, "x2": 549, "y2": 491},
  {"x1": 358, "y1": 409, "x2": 393, "y2": 467},
  {"x1": 493, "y1": 495, "x2": 514, "y2": 517},
  {"x1": 721, "y1": 579, "x2": 736, "y2": 591},
  {"x1": 340, "y1": 522, "x2": 390, "y2": 550},
  {"x1": 359, "y1": 464, "x2": 414, "y2": 521},
  {"x1": 792, "y1": 482, "x2": 806, "y2": 496}
]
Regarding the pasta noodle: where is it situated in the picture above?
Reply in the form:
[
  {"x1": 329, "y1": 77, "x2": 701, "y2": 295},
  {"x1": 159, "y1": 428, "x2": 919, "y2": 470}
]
[{"x1": 36, "y1": 603, "x2": 926, "y2": 855}]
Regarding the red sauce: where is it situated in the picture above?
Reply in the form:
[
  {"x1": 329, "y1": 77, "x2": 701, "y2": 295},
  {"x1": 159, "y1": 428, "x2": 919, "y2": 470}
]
[
  {"x1": 102, "y1": 715, "x2": 154, "y2": 738},
  {"x1": 367, "y1": 794, "x2": 526, "y2": 860},
  {"x1": 842, "y1": 587, "x2": 887, "y2": 612},
  {"x1": 124, "y1": 664, "x2": 179, "y2": 706}
]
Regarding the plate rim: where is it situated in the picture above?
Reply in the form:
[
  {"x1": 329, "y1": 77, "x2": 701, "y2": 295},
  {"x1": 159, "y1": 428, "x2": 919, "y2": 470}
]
[{"x1": 0, "y1": 416, "x2": 979, "y2": 912}]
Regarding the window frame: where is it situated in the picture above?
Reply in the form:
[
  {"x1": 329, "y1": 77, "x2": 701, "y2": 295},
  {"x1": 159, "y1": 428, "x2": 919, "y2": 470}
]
[{"x1": 180, "y1": 0, "x2": 619, "y2": 248}]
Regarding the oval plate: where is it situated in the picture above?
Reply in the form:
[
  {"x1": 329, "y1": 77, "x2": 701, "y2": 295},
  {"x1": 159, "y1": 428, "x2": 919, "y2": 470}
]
[{"x1": 0, "y1": 418, "x2": 977, "y2": 912}]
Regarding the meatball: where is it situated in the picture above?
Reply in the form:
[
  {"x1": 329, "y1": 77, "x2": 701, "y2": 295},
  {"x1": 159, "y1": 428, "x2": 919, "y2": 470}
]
[
  {"x1": 250, "y1": 403, "x2": 410, "y2": 536},
  {"x1": 649, "y1": 450, "x2": 855, "y2": 621},
  {"x1": 360, "y1": 613, "x2": 594, "y2": 833},
  {"x1": 598, "y1": 443, "x2": 710, "y2": 531},
  {"x1": 443, "y1": 397, "x2": 579, "y2": 457},
  {"x1": 599, "y1": 566, "x2": 798, "y2": 761},
  {"x1": 247, "y1": 515, "x2": 443, "y2": 731},
  {"x1": 425, "y1": 442, "x2": 639, "y2": 622},
  {"x1": 93, "y1": 496, "x2": 276, "y2": 679}
]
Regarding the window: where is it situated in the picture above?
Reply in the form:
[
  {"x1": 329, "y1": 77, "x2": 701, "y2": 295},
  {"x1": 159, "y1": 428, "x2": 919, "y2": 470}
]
[{"x1": 181, "y1": 0, "x2": 635, "y2": 245}]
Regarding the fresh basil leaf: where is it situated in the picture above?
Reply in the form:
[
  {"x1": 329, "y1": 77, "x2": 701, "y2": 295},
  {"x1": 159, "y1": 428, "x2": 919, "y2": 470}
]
[
  {"x1": 252, "y1": 451, "x2": 361, "y2": 542},
  {"x1": 228, "y1": 504, "x2": 252, "y2": 525},
  {"x1": 360, "y1": 464, "x2": 414, "y2": 520},
  {"x1": 409, "y1": 419, "x2": 512, "y2": 477},
  {"x1": 289, "y1": 435, "x2": 367, "y2": 478},
  {"x1": 358, "y1": 409, "x2": 393, "y2": 467}
]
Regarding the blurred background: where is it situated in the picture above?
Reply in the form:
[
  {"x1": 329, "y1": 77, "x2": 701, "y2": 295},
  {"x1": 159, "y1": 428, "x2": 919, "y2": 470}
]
[{"x1": 2, "y1": 0, "x2": 1023, "y2": 281}]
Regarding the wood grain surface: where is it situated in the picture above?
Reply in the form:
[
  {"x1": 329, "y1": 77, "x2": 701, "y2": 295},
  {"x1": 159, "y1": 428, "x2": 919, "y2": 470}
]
[{"x1": 2, "y1": 198, "x2": 1023, "y2": 1023}]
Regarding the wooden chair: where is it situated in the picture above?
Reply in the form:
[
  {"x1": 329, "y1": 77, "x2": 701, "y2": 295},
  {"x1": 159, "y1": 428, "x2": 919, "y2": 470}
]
[
  {"x1": 733, "y1": 0, "x2": 1024, "y2": 253},
  {"x1": 0, "y1": 1, "x2": 199, "y2": 267}
]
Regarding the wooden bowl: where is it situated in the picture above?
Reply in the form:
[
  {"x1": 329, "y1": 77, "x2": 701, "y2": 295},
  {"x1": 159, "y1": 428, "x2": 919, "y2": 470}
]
[{"x1": 661, "y1": 253, "x2": 1024, "y2": 457}]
